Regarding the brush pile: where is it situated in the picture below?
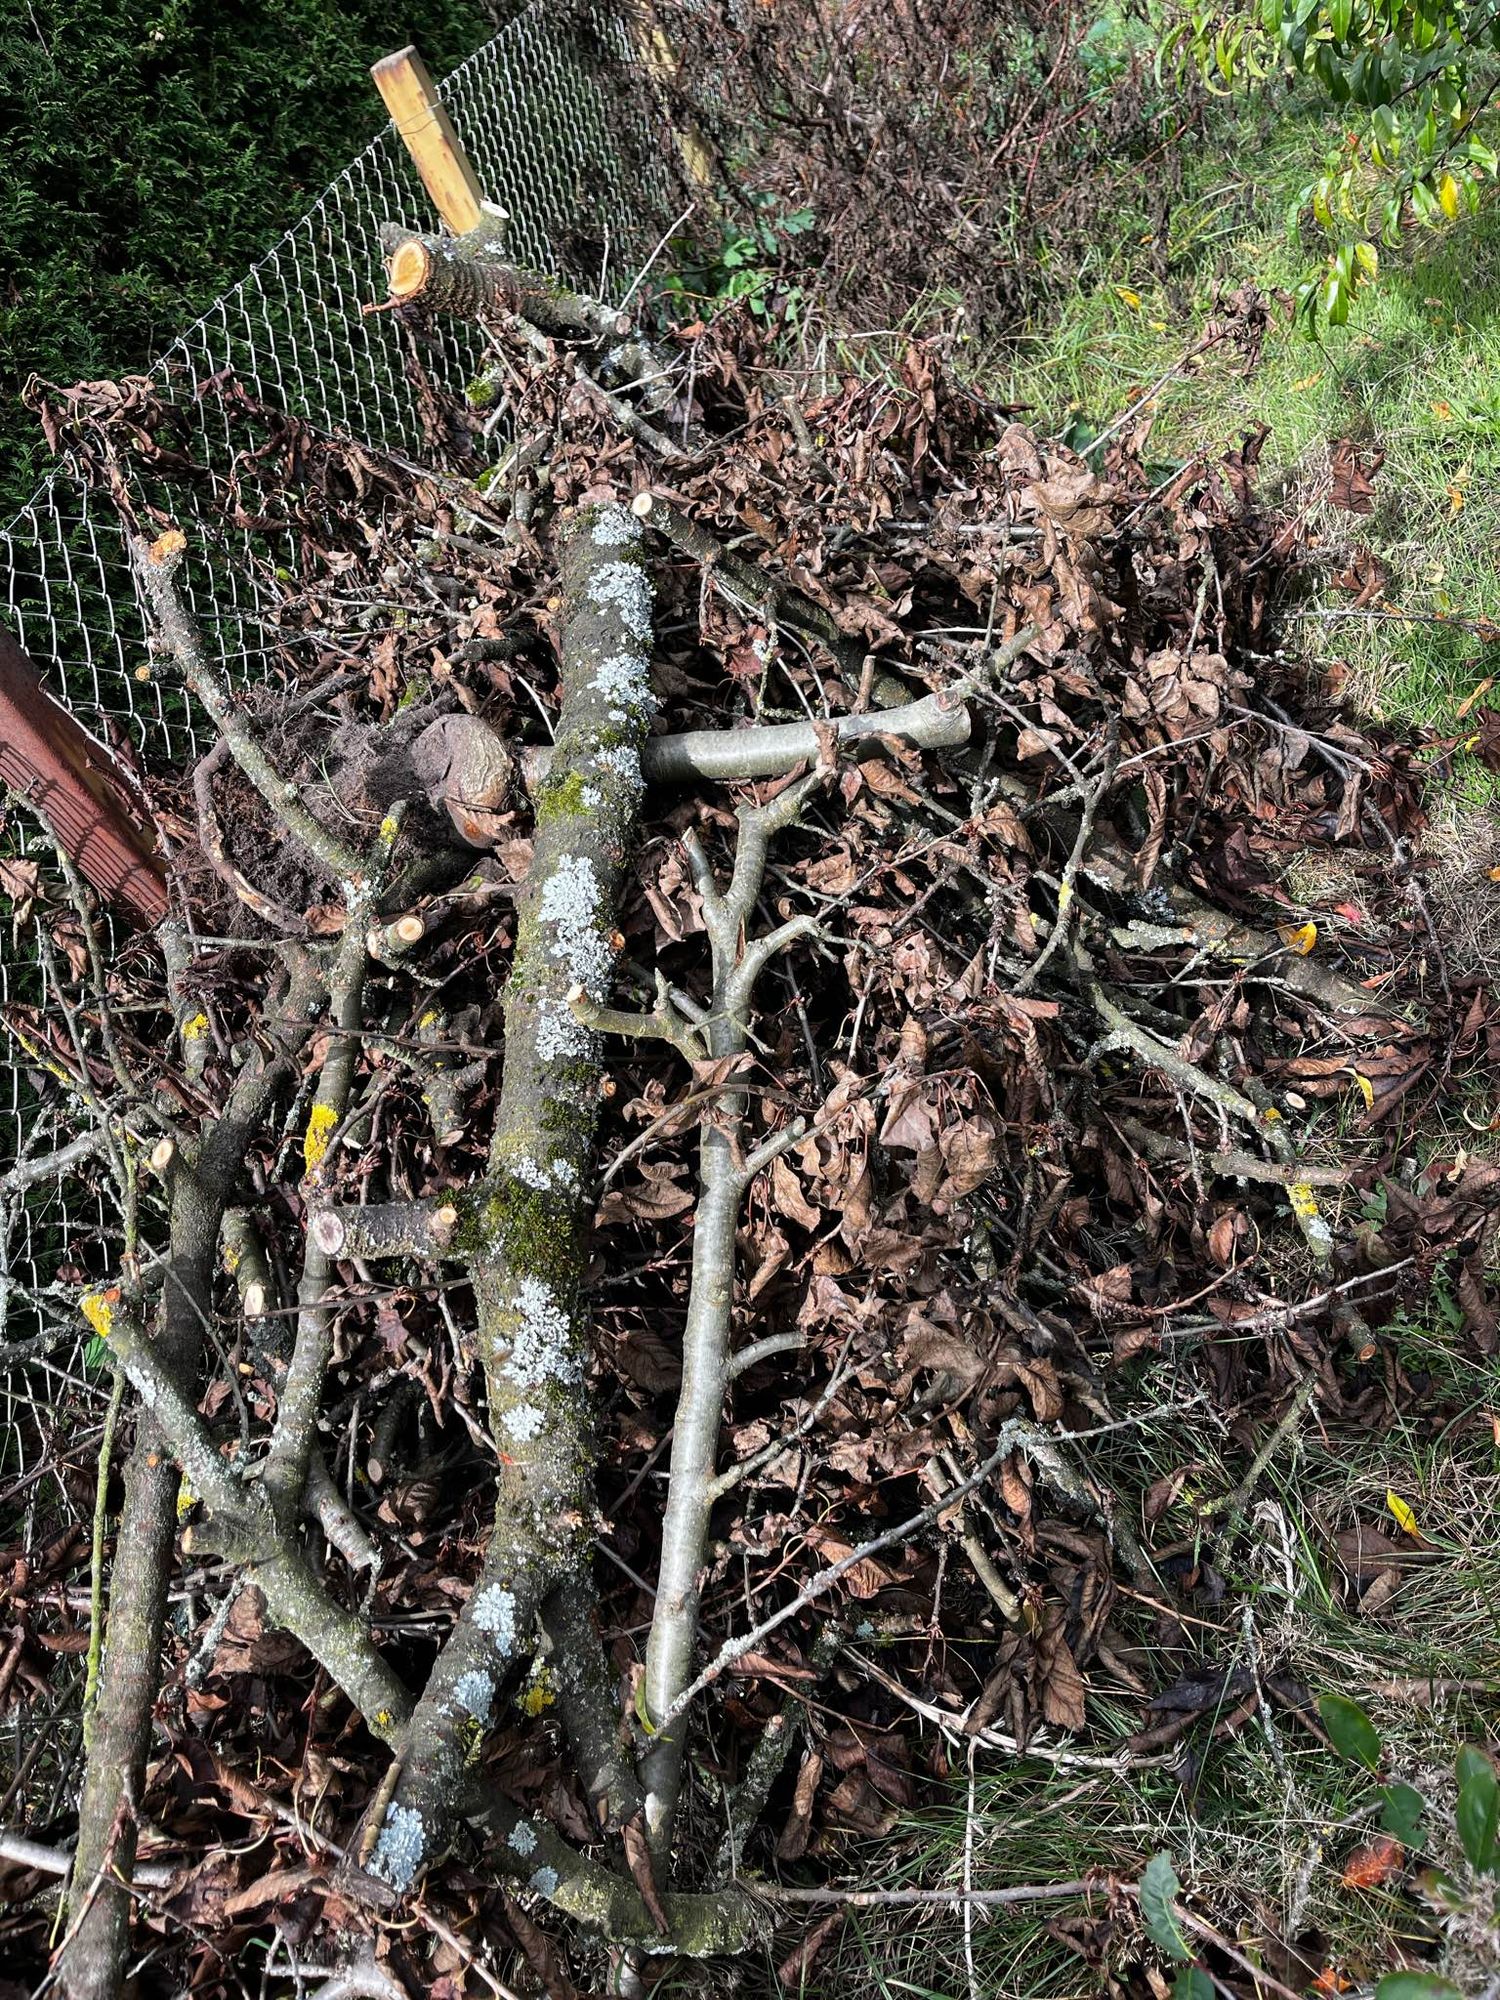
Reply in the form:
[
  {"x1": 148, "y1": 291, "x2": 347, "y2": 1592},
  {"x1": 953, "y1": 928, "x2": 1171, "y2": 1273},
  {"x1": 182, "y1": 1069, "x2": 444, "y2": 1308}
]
[{"x1": 3, "y1": 256, "x2": 1496, "y2": 2000}]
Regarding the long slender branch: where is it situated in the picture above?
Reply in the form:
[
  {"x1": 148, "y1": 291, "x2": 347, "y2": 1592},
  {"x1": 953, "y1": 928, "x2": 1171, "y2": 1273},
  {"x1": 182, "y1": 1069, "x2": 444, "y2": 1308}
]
[
  {"x1": 262, "y1": 813, "x2": 405, "y2": 1531},
  {"x1": 370, "y1": 501, "x2": 657, "y2": 1891},
  {"x1": 58, "y1": 954, "x2": 323, "y2": 2000},
  {"x1": 577, "y1": 776, "x2": 833, "y2": 1855},
  {"x1": 132, "y1": 534, "x2": 364, "y2": 886},
  {"x1": 87, "y1": 1298, "x2": 410, "y2": 1732}
]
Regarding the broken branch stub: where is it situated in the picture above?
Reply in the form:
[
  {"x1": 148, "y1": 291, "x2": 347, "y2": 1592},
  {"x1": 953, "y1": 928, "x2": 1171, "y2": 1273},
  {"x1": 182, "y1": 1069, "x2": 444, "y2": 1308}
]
[{"x1": 379, "y1": 223, "x2": 635, "y2": 343}]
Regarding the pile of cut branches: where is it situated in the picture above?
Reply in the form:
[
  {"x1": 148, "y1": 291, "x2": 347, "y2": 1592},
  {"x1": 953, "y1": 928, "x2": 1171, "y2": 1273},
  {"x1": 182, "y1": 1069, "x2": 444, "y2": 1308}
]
[{"x1": 2, "y1": 222, "x2": 1496, "y2": 2000}]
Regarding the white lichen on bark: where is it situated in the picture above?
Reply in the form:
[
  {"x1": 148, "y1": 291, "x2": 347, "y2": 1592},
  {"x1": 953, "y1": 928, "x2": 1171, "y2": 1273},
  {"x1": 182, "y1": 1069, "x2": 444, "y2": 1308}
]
[
  {"x1": 593, "y1": 651, "x2": 656, "y2": 714},
  {"x1": 452, "y1": 1669, "x2": 495, "y2": 1720},
  {"x1": 370, "y1": 1805, "x2": 427, "y2": 1890},
  {"x1": 587, "y1": 563, "x2": 653, "y2": 642},
  {"x1": 473, "y1": 1584, "x2": 518, "y2": 1656},
  {"x1": 506, "y1": 1277, "x2": 579, "y2": 1387}
]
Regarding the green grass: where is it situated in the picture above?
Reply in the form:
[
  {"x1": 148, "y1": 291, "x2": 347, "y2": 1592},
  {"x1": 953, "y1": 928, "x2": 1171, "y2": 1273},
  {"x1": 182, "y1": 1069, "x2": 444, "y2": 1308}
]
[
  {"x1": 997, "y1": 100, "x2": 1500, "y2": 809},
  {"x1": 806, "y1": 1321, "x2": 1500, "y2": 1999}
]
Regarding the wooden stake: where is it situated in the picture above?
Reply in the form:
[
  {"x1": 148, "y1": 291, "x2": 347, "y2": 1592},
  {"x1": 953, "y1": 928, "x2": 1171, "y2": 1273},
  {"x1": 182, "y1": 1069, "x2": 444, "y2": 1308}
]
[{"x1": 371, "y1": 46, "x2": 489, "y2": 237}]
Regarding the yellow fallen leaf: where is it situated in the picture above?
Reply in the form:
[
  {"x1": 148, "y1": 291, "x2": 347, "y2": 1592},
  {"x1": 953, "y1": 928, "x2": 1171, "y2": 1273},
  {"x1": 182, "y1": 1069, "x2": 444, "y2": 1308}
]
[
  {"x1": 1278, "y1": 921, "x2": 1317, "y2": 955},
  {"x1": 1431, "y1": 400, "x2": 1453, "y2": 419},
  {"x1": 1455, "y1": 676, "x2": 1494, "y2": 719},
  {"x1": 1352, "y1": 1072, "x2": 1375, "y2": 1111},
  {"x1": 1116, "y1": 286, "x2": 1142, "y2": 310},
  {"x1": 1448, "y1": 484, "x2": 1465, "y2": 515},
  {"x1": 1387, "y1": 1489, "x2": 1420, "y2": 1538},
  {"x1": 1291, "y1": 372, "x2": 1324, "y2": 391}
]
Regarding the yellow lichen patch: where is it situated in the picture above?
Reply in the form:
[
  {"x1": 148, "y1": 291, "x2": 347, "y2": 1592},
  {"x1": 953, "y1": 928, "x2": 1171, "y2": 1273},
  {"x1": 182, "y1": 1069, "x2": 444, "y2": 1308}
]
[
  {"x1": 175, "y1": 1476, "x2": 196, "y2": 1521},
  {"x1": 180, "y1": 1010, "x2": 209, "y2": 1042},
  {"x1": 303, "y1": 1101, "x2": 339, "y2": 1176},
  {"x1": 1288, "y1": 1180, "x2": 1320, "y2": 1222},
  {"x1": 1288, "y1": 1180, "x2": 1334, "y2": 1258},
  {"x1": 521, "y1": 1667, "x2": 556, "y2": 1717},
  {"x1": 378, "y1": 814, "x2": 402, "y2": 844},
  {"x1": 80, "y1": 1289, "x2": 119, "y2": 1339}
]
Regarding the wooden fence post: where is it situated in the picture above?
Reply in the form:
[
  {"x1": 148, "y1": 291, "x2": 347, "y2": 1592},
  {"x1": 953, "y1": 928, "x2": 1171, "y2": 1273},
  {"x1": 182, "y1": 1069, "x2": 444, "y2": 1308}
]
[{"x1": 370, "y1": 46, "x2": 495, "y2": 238}]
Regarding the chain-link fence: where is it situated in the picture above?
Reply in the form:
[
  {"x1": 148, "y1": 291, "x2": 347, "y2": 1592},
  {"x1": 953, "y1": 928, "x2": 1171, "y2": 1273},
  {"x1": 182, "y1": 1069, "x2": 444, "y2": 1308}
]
[{"x1": 0, "y1": 1, "x2": 668, "y2": 1333}]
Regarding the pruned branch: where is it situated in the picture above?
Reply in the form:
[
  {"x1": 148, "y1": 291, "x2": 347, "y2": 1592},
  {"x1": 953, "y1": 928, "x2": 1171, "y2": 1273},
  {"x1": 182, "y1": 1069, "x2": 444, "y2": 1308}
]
[{"x1": 368, "y1": 500, "x2": 659, "y2": 1890}]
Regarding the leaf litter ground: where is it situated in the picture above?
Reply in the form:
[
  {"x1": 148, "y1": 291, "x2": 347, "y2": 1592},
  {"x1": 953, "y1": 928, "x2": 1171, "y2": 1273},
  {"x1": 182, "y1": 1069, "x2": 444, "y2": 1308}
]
[{"x1": 2, "y1": 291, "x2": 1497, "y2": 1998}]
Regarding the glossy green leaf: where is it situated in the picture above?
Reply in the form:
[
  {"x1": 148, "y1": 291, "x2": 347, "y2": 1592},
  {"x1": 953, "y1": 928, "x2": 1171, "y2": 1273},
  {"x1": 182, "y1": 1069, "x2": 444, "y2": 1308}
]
[
  {"x1": 1140, "y1": 1853, "x2": 1192, "y2": 1963},
  {"x1": 1456, "y1": 1746, "x2": 1495, "y2": 1789},
  {"x1": 1379, "y1": 1782, "x2": 1426, "y2": 1844},
  {"x1": 1456, "y1": 1766, "x2": 1500, "y2": 1873},
  {"x1": 1319, "y1": 1692, "x2": 1382, "y2": 1769}
]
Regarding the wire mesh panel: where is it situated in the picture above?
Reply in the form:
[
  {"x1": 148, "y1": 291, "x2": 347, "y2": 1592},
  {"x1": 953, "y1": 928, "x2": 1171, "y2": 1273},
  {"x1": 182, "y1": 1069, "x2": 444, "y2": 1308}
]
[{"x1": 0, "y1": 0, "x2": 668, "y2": 1356}]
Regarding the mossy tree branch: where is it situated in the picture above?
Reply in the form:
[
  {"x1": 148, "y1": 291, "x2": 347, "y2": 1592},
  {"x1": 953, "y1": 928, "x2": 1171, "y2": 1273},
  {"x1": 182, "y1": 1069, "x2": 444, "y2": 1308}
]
[
  {"x1": 58, "y1": 952, "x2": 324, "y2": 2000},
  {"x1": 365, "y1": 500, "x2": 657, "y2": 1891}
]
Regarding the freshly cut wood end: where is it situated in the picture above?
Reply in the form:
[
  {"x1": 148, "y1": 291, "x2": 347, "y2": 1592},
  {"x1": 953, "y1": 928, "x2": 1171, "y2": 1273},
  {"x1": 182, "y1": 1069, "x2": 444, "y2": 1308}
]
[
  {"x1": 309, "y1": 1210, "x2": 346, "y2": 1257},
  {"x1": 149, "y1": 1137, "x2": 176, "y2": 1174},
  {"x1": 387, "y1": 237, "x2": 433, "y2": 300},
  {"x1": 242, "y1": 1281, "x2": 267, "y2": 1320}
]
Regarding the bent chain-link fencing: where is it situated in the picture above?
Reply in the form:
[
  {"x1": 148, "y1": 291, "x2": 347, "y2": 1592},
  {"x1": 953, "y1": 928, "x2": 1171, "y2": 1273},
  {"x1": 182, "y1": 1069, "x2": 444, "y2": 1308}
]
[{"x1": 0, "y1": 4, "x2": 670, "y2": 1458}]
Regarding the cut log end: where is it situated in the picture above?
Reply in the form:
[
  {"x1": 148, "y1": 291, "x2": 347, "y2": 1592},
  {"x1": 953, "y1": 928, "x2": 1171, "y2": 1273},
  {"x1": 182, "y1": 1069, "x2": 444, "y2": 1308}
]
[
  {"x1": 310, "y1": 1211, "x2": 347, "y2": 1258},
  {"x1": 387, "y1": 237, "x2": 433, "y2": 301}
]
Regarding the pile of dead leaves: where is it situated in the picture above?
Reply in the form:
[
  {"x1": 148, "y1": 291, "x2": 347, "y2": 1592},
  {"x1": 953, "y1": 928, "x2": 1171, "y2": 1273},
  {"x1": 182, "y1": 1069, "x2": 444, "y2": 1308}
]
[{"x1": 4, "y1": 292, "x2": 1497, "y2": 1998}]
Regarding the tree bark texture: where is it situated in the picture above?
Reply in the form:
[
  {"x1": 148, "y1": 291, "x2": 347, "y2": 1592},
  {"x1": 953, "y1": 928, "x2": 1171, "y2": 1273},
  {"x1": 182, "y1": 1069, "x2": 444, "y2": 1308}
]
[
  {"x1": 378, "y1": 223, "x2": 633, "y2": 343},
  {"x1": 368, "y1": 500, "x2": 656, "y2": 1885}
]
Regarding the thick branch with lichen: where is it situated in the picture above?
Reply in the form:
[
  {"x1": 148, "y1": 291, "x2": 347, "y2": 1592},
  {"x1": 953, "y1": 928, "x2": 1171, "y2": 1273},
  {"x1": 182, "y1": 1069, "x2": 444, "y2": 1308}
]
[
  {"x1": 364, "y1": 500, "x2": 657, "y2": 1891},
  {"x1": 379, "y1": 223, "x2": 638, "y2": 344},
  {"x1": 83, "y1": 1297, "x2": 411, "y2": 1732}
]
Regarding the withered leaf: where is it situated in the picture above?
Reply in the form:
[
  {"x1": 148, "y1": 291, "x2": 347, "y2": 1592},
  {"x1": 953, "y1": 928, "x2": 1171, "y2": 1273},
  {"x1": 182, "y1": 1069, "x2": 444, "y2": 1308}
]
[
  {"x1": 1327, "y1": 437, "x2": 1384, "y2": 514},
  {"x1": 614, "y1": 1327, "x2": 681, "y2": 1393},
  {"x1": 771, "y1": 1154, "x2": 822, "y2": 1230},
  {"x1": 777, "y1": 1749, "x2": 824, "y2": 1861},
  {"x1": 1036, "y1": 1609, "x2": 1087, "y2": 1731}
]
